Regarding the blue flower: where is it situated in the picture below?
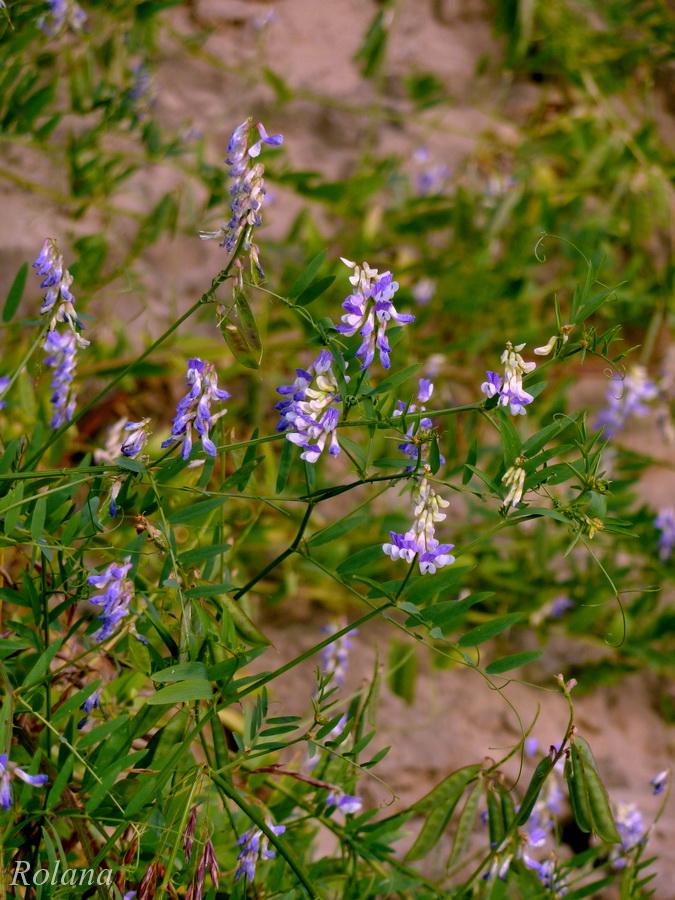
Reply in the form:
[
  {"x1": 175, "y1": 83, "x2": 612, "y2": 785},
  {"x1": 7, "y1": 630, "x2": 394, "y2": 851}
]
[
  {"x1": 37, "y1": 0, "x2": 87, "y2": 34},
  {"x1": 43, "y1": 330, "x2": 78, "y2": 429},
  {"x1": 326, "y1": 789, "x2": 363, "y2": 815},
  {"x1": 77, "y1": 687, "x2": 102, "y2": 729},
  {"x1": 277, "y1": 351, "x2": 345, "y2": 463},
  {"x1": 394, "y1": 378, "x2": 444, "y2": 467},
  {"x1": 654, "y1": 509, "x2": 675, "y2": 561},
  {"x1": 336, "y1": 260, "x2": 414, "y2": 370},
  {"x1": 87, "y1": 557, "x2": 134, "y2": 642},
  {"x1": 0, "y1": 754, "x2": 48, "y2": 810},
  {"x1": 650, "y1": 770, "x2": 669, "y2": 796},
  {"x1": 319, "y1": 620, "x2": 357, "y2": 686},
  {"x1": 382, "y1": 473, "x2": 455, "y2": 575},
  {"x1": 162, "y1": 359, "x2": 230, "y2": 460},
  {"x1": 121, "y1": 418, "x2": 152, "y2": 458},
  {"x1": 32, "y1": 239, "x2": 89, "y2": 348},
  {"x1": 0, "y1": 376, "x2": 10, "y2": 410},
  {"x1": 199, "y1": 118, "x2": 283, "y2": 279},
  {"x1": 595, "y1": 365, "x2": 658, "y2": 439},
  {"x1": 235, "y1": 820, "x2": 286, "y2": 883},
  {"x1": 481, "y1": 342, "x2": 536, "y2": 416}
]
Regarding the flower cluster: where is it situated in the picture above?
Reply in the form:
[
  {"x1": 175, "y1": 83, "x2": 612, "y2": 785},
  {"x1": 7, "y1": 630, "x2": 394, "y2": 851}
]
[
  {"x1": 319, "y1": 620, "x2": 357, "y2": 686},
  {"x1": 199, "y1": 118, "x2": 282, "y2": 279},
  {"x1": 33, "y1": 239, "x2": 89, "y2": 430},
  {"x1": 501, "y1": 459, "x2": 526, "y2": 509},
  {"x1": 612, "y1": 802, "x2": 646, "y2": 861},
  {"x1": 412, "y1": 146, "x2": 450, "y2": 197},
  {"x1": 33, "y1": 238, "x2": 88, "y2": 347},
  {"x1": 38, "y1": 0, "x2": 87, "y2": 35},
  {"x1": 87, "y1": 557, "x2": 135, "y2": 642},
  {"x1": 235, "y1": 821, "x2": 286, "y2": 883},
  {"x1": 481, "y1": 342, "x2": 536, "y2": 415},
  {"x1": 595, "y1": 365, "x2": 658, "y2": 439},
  {"x1": 655, "y1": 509, "x2": 675, "y2": 561},
  {"x1": 43, "y1": 330, "x2": 78, "y2": 429},
  {"x1": 383, "y1": 471, "x2": 455, "y2": 575},
  {"x1": 523, "y1": 853, "x2": 567, "y2": 896},
  {"x1": 94, "y1": 418, "x2": 151, "y2": 517},
  {"x1": 276, "y1": 350, "x2": 344, "y2": 463},
  {"x1": 394, "y1": 378, "x2": 442, "y2": 467},
  {"x1": 336, "y1": 259, "x2": 414, "y2": 370},
  {"x1": 0, "y1": 755, "x2": 48, "y2": 810},
  {"x1": 162, "y1": 359, "x2": 230, "y2": 460}
]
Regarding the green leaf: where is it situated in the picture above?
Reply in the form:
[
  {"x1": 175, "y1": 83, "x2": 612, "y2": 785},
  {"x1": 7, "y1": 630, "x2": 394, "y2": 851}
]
[
  {"x1": 219, "y1": 290, "x2": 263, "y2": 369},
  {"x1": 457, "y1": 613, "x2": 522, "y2": 647},
  {"x1": 336, "y1": 545, "x2": 384, "y2": 575},
  {"x1": 429, "y1": 435, "x2": 441, "y2": 475},
  {"x1": 307, "y1": 515, "x2": 368, "y2": 548},
  {"x1": 387, "y1": 640, "x2": 417, "y2": 704},
  {"x1": 151, "y1": 662, "x2": 209, "y2": 683},
  {"x1": 365, "y1": 365, "x2": 421, "y2": 397},
  {"x1": 404, "y1": 566, "x2": 475, "y2": 607},
  {"x1": 168, "y1": 495, "x2": 228, "y2": 525},
  {"x1": 113, "y1": 456, "x2": 147, "y2": 474},
  {"x1": 146, "y1": 679, "x2": 213, "y2": 705},
  {"x1": 30, "y1": 496, "x2": 47, "y2": 542},
  {"x1": 485, "y1": 650, "x2": 542, "y2": 675},
  {"x1": 23, "y1": 639, "x2": 63, "y2": 688},
  {"x1": 496, "y1": 410, "x2": 522, "y2": 467},
  {"x1": 295, "y1": 275, "x2": 336, "y2": 307},
  {"x1": 410, "y1": 592, "x2": 493, "y2": 630},
  {"x1": 3, "y1": 263, "x2": 28, "y2": 323},
  {"x1": 288, "y1": 250, "x2": 327, "y2": 299},
  {"x1": 462, "y1": 437, "x2": 478, "y2": 485},
  {"x1": 276, "y1": 437, "x2": 294, "y2": 494},
  {"x1": 177, "y1": 544, "x2": 231, "y2": 564}
]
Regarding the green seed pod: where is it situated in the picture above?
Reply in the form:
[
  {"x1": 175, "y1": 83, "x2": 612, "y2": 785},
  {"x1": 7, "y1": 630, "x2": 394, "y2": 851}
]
[
  {"x1": 487, "y1": 787, "x2": 505, "y2": 847},
  {"x1": 583, "y1": 762, "x2": 622, "y2": 843},
  {"x1": 449, "y1": 781, "x2": 483, "y2": 867},
  {"x1": 572, "y1": 736, "x2": 622, "y2": 843},
  {"x1": 566, "y1": 747, "x2": 592, "y2": 833},
  {"x1": 500, "y1": 788, "x2": 516, "y2": 831},
  {"x1": 515, "y1": 756, "x2": 553, "y2": 827},
  {"x1": 216, "y1": 593, "x2": 271, "y2": 647}
]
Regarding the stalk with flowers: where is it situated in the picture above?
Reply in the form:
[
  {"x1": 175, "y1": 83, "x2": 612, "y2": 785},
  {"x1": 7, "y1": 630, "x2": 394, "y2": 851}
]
[{"x1": 0, "y1": 110, "x2": 670, "y2": 900}]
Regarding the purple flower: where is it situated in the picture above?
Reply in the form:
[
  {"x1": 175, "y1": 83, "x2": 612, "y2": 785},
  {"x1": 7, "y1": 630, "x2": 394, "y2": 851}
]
[
  {"x1": 412, "y1": 147, "x2": 450, "y2": 197},
  {"x1": 87, "y1": 557, "x2": 134, "y2": 641},
  {"x1": 37, "y1": 0, "x2": 87, "y2": 34},
  {"x1": 0, "y1": 754, "x2": 49, "y2": 810},
  {"x1": 523, "y1": 853, "x2": 567, "y2": 894},
  {"x1": 336, "y1": 260, "x2": 414, "y2": 370},
  {"x1": 326, "y1": 789, "x2": 363, "y2": 815},
  {"x1": 121, "y1": 418, "x2": 151, "y2": 458},
  {"x1": 595, "y1": 366, "x2": 658, "y2": 439},
  {"x1": 32, "y1": 239, "x2": 88, "y2": 348},
  {"x1": 614, "y1": 802, "x2": 645, "y2": 853},
  {"x1": 394, "y1": 378, "x2": 444, "y2": 467},
  {"x1": 0, "y1": 375, "x2": 10, "y2": 409},
  {"x1": 277, "y1": 351, "x2": 345, "y2": 463},
  {"x1": 235, "y1": 820, "x2": 286, "y2": 883},
  {"x1": 382, "y1": 472, "x2": 455, "y2": 576},
  {"x1": 43, "y1": 330, "x2": 78, "y2": 429},
  {"x1": 481, "y1": 343, "x2": 536, "y2": 416},
  {"x1": 77, "y1": 687, "x2": 102, "y2": 729},
  {"x1": 650, "y1": 770, "x2": 669, "y2": 796},
  {"x1": 199, "y1": 118, "x2": 282, "y2": 279},
  {"x1": 550, "y1": 595, "x2": 573, "y2": 617},
  {"x1": 162, "y1": 359, "x2": 229, "y2": 460},
  {"x1": 319, "y1": 620, "x2": 357, "y2": 686},
  {"x1": 655, "y1": 509, "x2": 675, "y2": 561}
]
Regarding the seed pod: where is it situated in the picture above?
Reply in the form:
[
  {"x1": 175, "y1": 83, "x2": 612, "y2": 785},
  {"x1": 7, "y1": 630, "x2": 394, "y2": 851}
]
[
  {"x1": 572, "y1": 736, "x2": 622, "y2": 843},
  {"x1": 487, "y1": 787, "x2": 505, "y2": 847},
  {"x1": 500, "y1": 787, "x2": 516, "y2": 831},
  {"x1": 449, "y1": 781, "x2": 483, "y2": 867},
  {"x1": 217, "y1": 593, "x2": 271, "y2": 647},
  {"x1": 515, "y1": 756, "x2": 553, "y2": 827},
  {"x1": 566, "y1": 748, "x2": 592, "y2": 833}
]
